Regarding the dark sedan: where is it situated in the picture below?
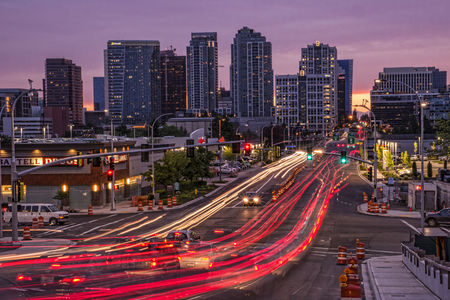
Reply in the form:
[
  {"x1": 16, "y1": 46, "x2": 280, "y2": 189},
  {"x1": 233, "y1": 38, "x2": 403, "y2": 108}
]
[{"x1": 425, "y1": 208, "x2": 450, "y2": 227}]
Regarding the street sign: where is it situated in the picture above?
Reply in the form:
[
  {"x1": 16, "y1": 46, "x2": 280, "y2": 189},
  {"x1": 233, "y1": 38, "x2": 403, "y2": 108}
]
[
  {"x1": 388, "y1": 177, "x2": 394, "y2": 186},
  {"x1": 174, "y1": 182, "x2": 180, "y2": 191}
]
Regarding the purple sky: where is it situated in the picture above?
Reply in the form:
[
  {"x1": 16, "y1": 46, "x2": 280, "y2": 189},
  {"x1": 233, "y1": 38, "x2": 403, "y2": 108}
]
[{"x1": 1, "y1": 0, "x2": 449, "y2": 110}]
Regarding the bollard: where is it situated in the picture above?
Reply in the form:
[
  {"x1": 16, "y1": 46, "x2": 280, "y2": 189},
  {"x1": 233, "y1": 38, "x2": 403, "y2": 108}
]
[
  {"x1": 32, "y1": 217, "x2": 39, "y2": 229},
  {"x1": 138, "y1": 201, "x2": 143, "y2": 212},
  {"x1": 158, "y1": 199, "x2": 163, "y2": 210},
  {"x1": 337, "y1": 246, "x2": 347, "y2": 265},
  {"x1": 38, "y1": 216, "x2": 44, "y2": 228},
  {"x1": 168, "y1": 197, "x2": 172, "y2": 208},
  {"x1": 23, "y1": 226, "x2": 31, "y2": 240},
  {"x1": 172, "y1": 196, "x2": 177, "y2": 206},
  {"x1": 88, "y1": 205, "x2": 93, "y2": 216}
]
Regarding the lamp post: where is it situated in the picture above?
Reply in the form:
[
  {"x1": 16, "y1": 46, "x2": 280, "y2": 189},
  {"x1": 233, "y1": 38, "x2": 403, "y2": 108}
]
[
  {"x1": 110, "y1": 119, "x2": 115, "y2": 211},
  {"x1": 11, "y1": 85, "x2": 41, "y2": 242},
  {"x1": 0, "y1": 104, "x2": 6, "y2": 238},
  {"x1": 260, "y1": 125, "x2": 271, "y2": 163},
  {"x1": 375, "y1": 79, "x2": 427, "y2": 231},
  {"x1": 151, "y1": 113, "x2": 173, "y2": 205},
  {"x1": 68, "y1": 124, "x2": 74, "y2": 139},
  {"x1": 355, "y1": 104, "x2": 378, "y2": 203}
]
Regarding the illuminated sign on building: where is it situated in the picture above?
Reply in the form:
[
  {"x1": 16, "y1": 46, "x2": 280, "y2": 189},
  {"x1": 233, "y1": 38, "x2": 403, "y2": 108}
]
[{"x1": 0, "y1": 157, "x2": 80, "y2": 167}]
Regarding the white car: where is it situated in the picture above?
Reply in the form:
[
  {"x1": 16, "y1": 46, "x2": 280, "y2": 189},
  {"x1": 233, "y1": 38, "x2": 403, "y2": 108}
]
[
  {"x1": 4, "y1": 203, "x2": 68, "y2": 226},
  {"x1": 178, "y1": 243, "x2": 216, "y2": 270}
]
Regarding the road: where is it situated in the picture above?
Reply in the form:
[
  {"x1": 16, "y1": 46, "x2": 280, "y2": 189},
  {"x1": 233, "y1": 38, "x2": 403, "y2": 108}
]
[{"x1": 0, "y1": 149, "x2": 416, "y2": 299}]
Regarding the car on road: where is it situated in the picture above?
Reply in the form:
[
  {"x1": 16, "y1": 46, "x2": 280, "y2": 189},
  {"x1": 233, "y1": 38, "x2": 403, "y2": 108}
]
[
  {"x1": 4, "y1": 203, "x2": 68, "y2": 226},
  {"x1": 178, "y1": 243, "x2": 217, "y2": 270},
  {"x1": 242, "y1": 191, "x2": 261, "y2": 206},
  {"x1": 165, "y1": 230, "x2": 201, "y2": 246},
  {"x1": 425, "y1": 208, "x2": 450, "y2": 227}
]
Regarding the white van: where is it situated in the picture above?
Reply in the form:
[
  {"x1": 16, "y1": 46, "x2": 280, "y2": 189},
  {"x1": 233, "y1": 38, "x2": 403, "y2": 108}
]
[{"x1": 3, "y1": 203, "x2": 69, "y2": 226}]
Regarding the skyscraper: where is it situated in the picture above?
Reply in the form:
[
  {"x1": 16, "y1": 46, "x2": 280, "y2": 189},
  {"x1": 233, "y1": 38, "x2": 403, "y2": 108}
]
[
  {"x1": 45, "y1": 58, "x2": 83, "y2": 125},
  {"x1": 275, "y1": 75, "x2": 299, "y2": 126},
  {"x1": 231, "y1": 26, "x2": 273, "y2": 119},
  {"x1": 93, "y1": 76, "x2": 105, "y2": 111},
  {"x1": 337, "y1": 59, "x2": 353, "y2": 116},
  {"x1": 299, "y1": 41, "x2": 338, "y2": 134},
  {"x1": 105, "y1": 40, "x2": 161, "y2": 124},
  {"x1": 186, "y1": 32, "x2": 218, "y2": 114},
  {"x1": 161, "y1": 49, "x2": 186, "y2": 115}
]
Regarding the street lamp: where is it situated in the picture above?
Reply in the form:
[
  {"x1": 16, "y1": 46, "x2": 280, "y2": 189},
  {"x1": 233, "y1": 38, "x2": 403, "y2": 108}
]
[
  {"x1": 68, "y1": 124, "x2": 74, "y2": 139},
  {"x1": 260, "y1": 125, "x2": 272, "y2": 163},
  {"x1": 151, "y1": 113, "x2": 173, "y2": 205},
  {"x1": 355, "y1": 103, "x2": 378, "y2": 203},
  {"x1": 10, "y1": 84, "x2": 42, "y2": 241},
  {"x1": 374, "y1": 78, "x2": 427, "y2": 232}
]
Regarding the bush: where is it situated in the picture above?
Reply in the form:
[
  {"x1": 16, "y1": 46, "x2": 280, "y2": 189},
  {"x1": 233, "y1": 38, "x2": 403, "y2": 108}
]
[{"x1": 427, "y1": 161, "x2": 433, "y2": 178}]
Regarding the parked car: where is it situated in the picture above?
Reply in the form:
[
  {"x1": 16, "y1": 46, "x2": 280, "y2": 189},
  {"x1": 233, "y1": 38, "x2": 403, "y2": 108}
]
[
  {"x1": 4, "y1": 203, "x2": 68, "y2": 226},
  {"x1": 425, "y1": 208, "x2": 450, "y2": 227}
]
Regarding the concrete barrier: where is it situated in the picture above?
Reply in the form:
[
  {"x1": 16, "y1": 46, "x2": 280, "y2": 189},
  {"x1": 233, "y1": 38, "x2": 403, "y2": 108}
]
[{"x1": 402, "y1": 243, "x2": 449, "y2": 300}]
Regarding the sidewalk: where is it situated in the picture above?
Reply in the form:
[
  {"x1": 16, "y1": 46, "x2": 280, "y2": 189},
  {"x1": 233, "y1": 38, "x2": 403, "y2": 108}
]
[
  {"x1": 362, "y1": 255, "x2": 438, "y2": 300},
  {"x1": 72, "y1": 167, "x2": 257, "y2": 215},
  {"x1": 0, "y1": 237, "x2": 73, "y2": 262},
  {"x1": 357, "y1": 202, "x2": 420, "y2": 219}
]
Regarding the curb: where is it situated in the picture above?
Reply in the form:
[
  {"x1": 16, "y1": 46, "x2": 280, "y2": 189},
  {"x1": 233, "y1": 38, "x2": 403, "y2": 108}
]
[
  {"x1": 357, "y1": 203, "x2": 420, "y2": 219},
  {"x1": 365, "y1": 258, "x2": 383, "y2": 300}
]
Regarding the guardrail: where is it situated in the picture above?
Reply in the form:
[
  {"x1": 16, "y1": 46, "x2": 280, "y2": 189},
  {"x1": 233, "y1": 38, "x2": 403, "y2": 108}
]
[{"x1": 401, "y1": 242, "x2": 450, "y2": 300}]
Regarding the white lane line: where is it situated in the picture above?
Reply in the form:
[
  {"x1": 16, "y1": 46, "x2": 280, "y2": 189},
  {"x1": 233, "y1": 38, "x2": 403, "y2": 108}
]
[
  {"x1": 39, "y1": 214, "x2": 118, "y2": 236},
  {"x1": 79, "y1": 213, "x2": 143, "y2": 236}
]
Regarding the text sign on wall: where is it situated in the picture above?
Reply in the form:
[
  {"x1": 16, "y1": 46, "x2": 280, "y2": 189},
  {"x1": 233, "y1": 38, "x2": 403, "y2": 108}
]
[{"x1": 0, "y1": 157, "x2": 79, "y2": 167}]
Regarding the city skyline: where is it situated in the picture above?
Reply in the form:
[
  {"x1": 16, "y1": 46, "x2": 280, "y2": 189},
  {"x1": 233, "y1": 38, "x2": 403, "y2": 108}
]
[{"x1": 0, "y1": 0, "x2": 449, "y2": 111}]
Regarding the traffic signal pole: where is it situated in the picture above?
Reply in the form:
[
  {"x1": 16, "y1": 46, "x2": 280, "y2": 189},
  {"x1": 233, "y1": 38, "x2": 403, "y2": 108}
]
[{"x1": 110, "y1": 120, "x2": 116, "y2": 211}]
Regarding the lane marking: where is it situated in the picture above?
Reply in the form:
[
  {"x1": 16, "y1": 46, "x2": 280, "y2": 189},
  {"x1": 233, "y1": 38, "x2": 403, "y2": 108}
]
[{"x1": 79, "y1": 213, "x2": 143, "y2": 236}]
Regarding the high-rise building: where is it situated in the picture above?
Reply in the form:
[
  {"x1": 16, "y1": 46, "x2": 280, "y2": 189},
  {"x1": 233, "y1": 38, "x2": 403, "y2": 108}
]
[
  {"x1": 299, "y1": 41, "x2": 338, "y2": 134},
  {"x1": 375, "y1": 67, "x2": 447, "y2": 93},
  {"x1": 275, "y1": 75, "x2": 299, "y2": 126},
  {"x1": 371, "y1": 67, "x2": 448, "y2": 132},
  {"x1": 231, "y1": 27, "x2": 273, "y2": 119},
  {"x1": 337, "y1": 59, "x2": 353, "y2": 116},
  {"x1": 45, "y1": 58, "x2": 83, "y2": 125},
  {"x1": 161, "y1": 49, "x2": 187, "y2": 115},
  {"x1": 105, "y1": 40, "x2": 161, "y2": 124},
  {"x1": 186, "y1": 32, "x2": 218, "y2": 114},
  {"x1": 93, "y1": 77, "x2": 105, "y2": 111},
  {"x1": 217, "y1": 88, "x2": 232, "y2": 115},
  {"x1": 337, "y1": 68, "x2": 346, "y2": 125}
]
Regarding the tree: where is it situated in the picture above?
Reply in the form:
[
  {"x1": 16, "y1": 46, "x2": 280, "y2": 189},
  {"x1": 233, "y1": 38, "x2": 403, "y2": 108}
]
[
  {"x1": 222, "y1": 145, "x2": 236, "y2": 161},
  {"x1": 412, "y1": 161, "x2": 418, "y2": 177},
  {"x1": 53, "y1": 191, "x2": 69, "y2": 207},
  {"x1": 143, "y1": 151, "x2": 189, "y2": 188},
  {"x1": 435, "y1": 118, "x2": 450, "y2": 160},
  {"x1": 402, "y1": 151, "x2": 410, "y2": 166},
  {"x1": 385, "y1": 150, "x2": 394, "y2": 169},
  {"x1": 183, "y1": 147, "x2": 215, "y2": 182},
  {"x1": 427, "y1": 161, "x2": 433, "y2": 178},
  {"x1": 414, "y1": 141, "x2": 418, "y2": 155},
  {"x1": 158, "y1": 125, "x2": 188, "y2": 137},
  {"x1": 212, "y1": 115, "x2": 236, "y2": 141}
]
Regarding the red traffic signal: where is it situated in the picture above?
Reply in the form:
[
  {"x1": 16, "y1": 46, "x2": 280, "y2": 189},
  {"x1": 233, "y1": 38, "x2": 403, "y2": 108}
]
[
  {"x1": 415, "y1": 185, "x2": 422, "y2": 191},
  {"x1": 244, "y1": 144, "x2": 251, "y2": 151},
  {"x1": 107, "y1": 169, "x2": 114, "y2": 181}
]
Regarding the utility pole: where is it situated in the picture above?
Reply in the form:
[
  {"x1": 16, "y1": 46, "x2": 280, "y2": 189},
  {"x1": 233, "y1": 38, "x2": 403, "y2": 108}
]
[{"x1": 110, "y1": 119, "x2": 115, "y2": 211}]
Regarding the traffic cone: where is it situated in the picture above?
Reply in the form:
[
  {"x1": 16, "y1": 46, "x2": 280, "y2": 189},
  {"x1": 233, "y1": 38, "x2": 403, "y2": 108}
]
[
  {"x1": 172, "y1": 196, "x2": 177, "y2": 206},
  {"x1": 363, "y1": 192, "x2": 368, "y2": 203},
  {"x1": 158, "y1": 199, "x2": 163, "y2": 210},
  {"x1": 88, "y1": 205, "x2": 93, "y2": 216},
  {"x1": 337, "y1": 246, "x2": 347, "y2": 265},
  {"x1": 138, "y1": 201, "x2": 143, "y2": 212},
  {"x1": 23, "y1": 226, "x2": 31, "y2": 240},
  {"x1": 347, "y1": 253, "x2": 358, "y2": 268},
  {"x1": 387, "y1": 202, "x2": 391, "y2": 210},
  {"x1": 32, "y1": 217, "x2": 39, "y2": 229},
  {"x1": 168, "y1": 197, "x2": 172, "y2": 208},
  {"x1": 148, "y1": 200, "x2": 153, "y2": 210},
  {"x1": 38, "y1": 216, "x2": 44, "y2": 228},
  {"x1": 356, "y1": 239, "x2": 365, "y2": 260},
  {"x1": 381, "y1": 203, "x2": 387, "y2": 214}
]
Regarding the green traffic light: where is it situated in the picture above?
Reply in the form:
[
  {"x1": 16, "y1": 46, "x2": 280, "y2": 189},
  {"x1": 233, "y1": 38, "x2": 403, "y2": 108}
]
[
  {"x1": 307, "y1": 154, "x2": 312, "y2": 160},
  {"x1": 340, "y1": 157, "x2": 347, "y2": 164}
]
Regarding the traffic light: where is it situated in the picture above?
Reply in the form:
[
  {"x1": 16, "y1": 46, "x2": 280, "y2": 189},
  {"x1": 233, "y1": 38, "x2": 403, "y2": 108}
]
[
  {"x1": 415, "y1": 185, "x2": 422, "y2": 191},
  {"x1": 1, "y1": 203, "x2": 7, "y2": 213},
  {"x1": 276, "y1": 146, "x2": 281, "y2": 158},
  {"x1": 232, "y1": 136, "x2": 241, "y2": 154},
  {"x1": 307, "y1": 148, "x2": 313, "y2": 160},
  {"x1": 107, "y1": 169, "x2": 114, "y2": 181},
  {"x1": 77, "y1": 152, "x2": 84, "y2": 167},
  {"x1": 340, "y1": 151, "x2": 347, "y2": 164},
  {"x1": 368, "y1": 167, "x2": 373, "y2": 181},
  {"x1": 186, "y1": 139, "x2": 194, "y2": 158},
  {"x1": 244, "y1": 143, "x2": 251, "y2": 156},
  {"x1": 18, "y1": 181, "x2": 25, "y2": 201}
]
